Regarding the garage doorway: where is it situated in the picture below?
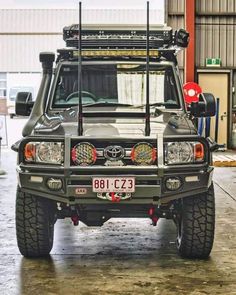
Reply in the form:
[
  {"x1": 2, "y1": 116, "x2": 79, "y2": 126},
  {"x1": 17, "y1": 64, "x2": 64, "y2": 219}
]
[{"x1": 198, "y1": 71, "x2": 230, "y2": 147}]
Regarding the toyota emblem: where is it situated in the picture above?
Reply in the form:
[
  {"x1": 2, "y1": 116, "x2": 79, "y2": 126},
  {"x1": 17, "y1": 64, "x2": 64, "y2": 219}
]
[{"x1": 104, "y1": 146, "x2": 125, "y2": 161}]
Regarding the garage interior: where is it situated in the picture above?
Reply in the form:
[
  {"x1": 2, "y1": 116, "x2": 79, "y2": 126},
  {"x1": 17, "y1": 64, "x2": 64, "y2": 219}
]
[{"x1": 0, "y1": 0, "x2": 236, "y2": 294}]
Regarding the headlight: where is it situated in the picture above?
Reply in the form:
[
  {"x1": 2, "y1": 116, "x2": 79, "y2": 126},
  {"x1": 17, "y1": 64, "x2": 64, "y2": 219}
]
[
  {"x1": 131, "y1": 142, "x2": 157, "y2": 165},
  {"x1": 24, "y1": 142, "x2": 64, "y2": 164},
  {"x1": 165, "y1": 142, "x2": 204, "y2": 165},
  {"x1": 71, "y1": 142, "x2": 97, "y2": 166}
]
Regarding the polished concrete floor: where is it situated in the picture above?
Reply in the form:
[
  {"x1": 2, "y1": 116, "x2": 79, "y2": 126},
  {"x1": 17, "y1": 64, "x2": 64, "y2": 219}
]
[{"x1": 0, "y1": 147, "x2": 236, "y2": 295}]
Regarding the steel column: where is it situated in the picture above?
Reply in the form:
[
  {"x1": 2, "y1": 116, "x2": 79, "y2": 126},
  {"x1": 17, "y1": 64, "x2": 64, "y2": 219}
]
[{"x1": 185, "y1": 0, "x2": 195, "y2": 83}]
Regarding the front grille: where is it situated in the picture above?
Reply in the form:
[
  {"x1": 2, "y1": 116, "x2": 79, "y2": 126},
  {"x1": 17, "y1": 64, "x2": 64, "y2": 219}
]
[{"x1": 70, "y1": 139, "x2": 157, "y2": 167}]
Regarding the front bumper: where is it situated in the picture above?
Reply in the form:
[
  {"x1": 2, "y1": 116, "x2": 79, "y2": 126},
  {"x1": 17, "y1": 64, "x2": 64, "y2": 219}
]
[{"x1": 17, "y1": 164, "x2": 214, "y2": 205}]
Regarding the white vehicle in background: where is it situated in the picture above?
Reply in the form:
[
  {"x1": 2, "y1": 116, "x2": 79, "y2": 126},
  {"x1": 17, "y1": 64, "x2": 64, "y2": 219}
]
[{"x1": 6, "y1": 73, "x2": 41, "y2": 118}]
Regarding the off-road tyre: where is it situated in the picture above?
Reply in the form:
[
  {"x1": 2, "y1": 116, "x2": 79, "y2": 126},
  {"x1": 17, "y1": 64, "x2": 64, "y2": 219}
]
[
  {"x1": 176, "y1": 183, "x2": 215, "y2": 259},
  {"x1": 16, "y1": 186, "x2": 57, "y2": 257}
]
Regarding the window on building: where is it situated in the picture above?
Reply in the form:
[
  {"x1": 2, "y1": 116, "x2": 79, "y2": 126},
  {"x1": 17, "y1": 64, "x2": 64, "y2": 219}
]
[{"x1": 0, "y1": 73, "x2": 7, "y2": 99}]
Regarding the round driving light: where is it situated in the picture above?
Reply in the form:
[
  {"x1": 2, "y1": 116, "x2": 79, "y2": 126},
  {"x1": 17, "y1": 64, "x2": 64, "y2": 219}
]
[
  {"x1": 165, "y1": 177, "x2": 182, "y2": 191},
  {"x1": 71, "y1": 142, "x2": 97, "y2": 166},
  {"x1": 131, "y1": 142, "x2": 157, "y2": 165},
  {"x1": 47, "y1": 178, "x2": 62, "y2": 191}
]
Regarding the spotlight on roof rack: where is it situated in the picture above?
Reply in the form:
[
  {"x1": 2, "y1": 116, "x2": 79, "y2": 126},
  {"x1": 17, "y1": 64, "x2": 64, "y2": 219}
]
[{"x1": 174, "y1": 29, "x2": 189, "y2": 48}]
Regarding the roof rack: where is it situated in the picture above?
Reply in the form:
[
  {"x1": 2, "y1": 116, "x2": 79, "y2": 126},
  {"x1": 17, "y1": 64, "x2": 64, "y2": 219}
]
[{"x1": 63, "y1": 24, "x2": 189, "y2": 50}]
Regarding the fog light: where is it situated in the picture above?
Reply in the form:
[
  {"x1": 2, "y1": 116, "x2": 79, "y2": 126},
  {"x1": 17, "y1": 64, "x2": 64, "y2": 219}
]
[
  {"x1": 165, "y1": 177, "x2": 181, "y2": 191},
  {"x1": 47, "y1": 178, "x2": 62, "y2": 191}
]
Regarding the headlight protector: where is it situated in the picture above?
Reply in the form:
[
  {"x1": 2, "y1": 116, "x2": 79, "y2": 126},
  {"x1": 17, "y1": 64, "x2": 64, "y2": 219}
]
[
  {"x1": 24, "y1": 142, "x2": 64, "y2": 164},
  {"x1": 165, "y1": 141, "x2": 204, "y2": 165}
]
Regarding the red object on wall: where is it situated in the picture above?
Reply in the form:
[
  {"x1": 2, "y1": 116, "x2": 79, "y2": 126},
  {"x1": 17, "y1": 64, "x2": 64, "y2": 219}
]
[
  {"x1": 183, "y1": 82, "x2": 202, "y2": 105},
  {"x1": 185, "y1": 0, "x2": 195, "y2": 83}
]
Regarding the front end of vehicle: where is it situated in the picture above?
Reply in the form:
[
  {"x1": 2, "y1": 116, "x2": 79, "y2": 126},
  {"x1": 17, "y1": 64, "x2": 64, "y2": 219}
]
[{"x1": 16, "y1": 134, "x2": 213, "y2": 224}]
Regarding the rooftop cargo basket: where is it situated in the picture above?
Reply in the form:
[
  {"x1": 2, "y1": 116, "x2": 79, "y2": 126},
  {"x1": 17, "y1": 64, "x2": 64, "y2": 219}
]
[{"x1": 63, "y1": 25, "x2": 189, "y2": 50}]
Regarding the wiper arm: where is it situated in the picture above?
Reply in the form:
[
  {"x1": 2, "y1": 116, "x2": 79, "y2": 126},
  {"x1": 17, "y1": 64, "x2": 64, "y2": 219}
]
[
  {"x1": 83, "y1": 102, "x2": 133, "y2": 107},
  {"x1": 134, "y1": 102, "x2": 178, "y2": 109}
]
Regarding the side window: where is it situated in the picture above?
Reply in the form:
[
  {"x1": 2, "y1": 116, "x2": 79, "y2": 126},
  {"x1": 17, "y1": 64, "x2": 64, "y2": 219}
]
[{"x1": 164, "y1": 69, "x2": 179, "y2": 106}]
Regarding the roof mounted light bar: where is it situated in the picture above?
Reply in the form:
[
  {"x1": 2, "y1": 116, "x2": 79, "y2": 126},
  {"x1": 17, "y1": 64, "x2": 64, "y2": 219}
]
[{"x1": 63, "y1": 25, "x2": 179, "y2": 49}]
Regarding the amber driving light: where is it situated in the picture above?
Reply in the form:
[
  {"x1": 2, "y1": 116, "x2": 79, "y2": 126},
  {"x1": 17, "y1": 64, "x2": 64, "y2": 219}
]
[
  {"x1": 71, "y1": 142, "x2": 97, "y2": 166},
  {"x1": 131, "y1": 142, "x2": 157, "y2": 165}
]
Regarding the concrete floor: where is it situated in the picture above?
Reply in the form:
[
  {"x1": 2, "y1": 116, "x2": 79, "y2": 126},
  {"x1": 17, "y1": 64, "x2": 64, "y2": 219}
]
[{"x1": 0, "y1": 118, "x2": 235, "y2": 294}]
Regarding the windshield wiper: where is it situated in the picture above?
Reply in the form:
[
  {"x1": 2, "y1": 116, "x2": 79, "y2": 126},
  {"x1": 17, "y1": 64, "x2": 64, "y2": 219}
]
[
  {"x1": 82, "y1": 102, "x2": 133, "y2": 107},
  {"x1": 134, "y1": 102, "x2": 179, "y2": 108}
]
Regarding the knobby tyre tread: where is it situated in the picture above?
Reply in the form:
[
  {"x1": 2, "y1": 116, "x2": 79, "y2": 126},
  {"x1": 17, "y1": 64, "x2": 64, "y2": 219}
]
[
  {"x1": 15, "y1": 186, "x2": 56, "y2": 257},
  {"x1": 176, "y1": 184, "x2": 215, "y2": 259}
]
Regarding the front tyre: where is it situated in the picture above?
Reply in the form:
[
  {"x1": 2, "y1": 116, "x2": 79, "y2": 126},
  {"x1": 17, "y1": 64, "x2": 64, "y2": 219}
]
[
  {"x1": 176, "y1": 184, "x2": 215, "y2": 259},
  {"x1": 15, "y1": 187, "x2": 57, "y2": 257}
]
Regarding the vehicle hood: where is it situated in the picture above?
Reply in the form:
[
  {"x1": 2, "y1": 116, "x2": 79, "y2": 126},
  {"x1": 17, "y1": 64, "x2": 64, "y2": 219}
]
[{"x1": 32, "y1": 108, "x2": 196, "y2": 137}]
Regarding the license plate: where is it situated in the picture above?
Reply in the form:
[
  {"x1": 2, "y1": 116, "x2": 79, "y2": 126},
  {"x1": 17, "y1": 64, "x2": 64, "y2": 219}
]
[{"x1": 92, "y1": 177, "x2": 135, "y2": 193}]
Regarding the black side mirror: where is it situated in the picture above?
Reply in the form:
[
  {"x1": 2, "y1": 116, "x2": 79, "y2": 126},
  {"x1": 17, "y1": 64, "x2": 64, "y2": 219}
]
[
  {"x1": 190, "y1": 93, "x2": 216, "y2": 117},
  {"x1": 15, "y1": 92, "x2": 34, "y2": 116}
]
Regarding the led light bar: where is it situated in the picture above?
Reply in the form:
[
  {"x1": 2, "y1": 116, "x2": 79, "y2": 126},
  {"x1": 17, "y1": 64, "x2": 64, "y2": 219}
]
[{"x1": 72, "y1": 49, "x2": 159, "y2": 57}]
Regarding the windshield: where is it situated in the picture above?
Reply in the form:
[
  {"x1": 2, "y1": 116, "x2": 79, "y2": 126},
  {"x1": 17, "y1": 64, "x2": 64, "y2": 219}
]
[{"x1": 52, "y1": 63, "x2": 180, "y2": 109}]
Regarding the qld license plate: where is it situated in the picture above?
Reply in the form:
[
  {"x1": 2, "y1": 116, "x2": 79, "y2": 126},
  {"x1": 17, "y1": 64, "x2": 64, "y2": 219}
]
[{"x1": 92, "y1": 177, "x2": 135, "y2": 193}]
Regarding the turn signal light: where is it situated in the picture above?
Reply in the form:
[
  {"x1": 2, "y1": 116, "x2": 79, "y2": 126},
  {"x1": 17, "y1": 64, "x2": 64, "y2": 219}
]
[
  {"x1": 194, "y1": 143, "x2": 204, "y2": 162},
  {"x1": 24, "y1": 143, "x2": 36, "y2": 162}
]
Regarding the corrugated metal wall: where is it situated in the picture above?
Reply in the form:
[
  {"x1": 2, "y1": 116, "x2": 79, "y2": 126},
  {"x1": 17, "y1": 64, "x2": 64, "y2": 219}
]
[
  {"x1": 0, "y1": 8, "x2": 164, "y2": 72},
  {"x1": 167, "y1": 0, "x2": 185, "y2": 81},
  {"x1": 167, "y1": 0, "x2": 236, "y2": 76},
  {"x1": 196, "y1": 0, "x2": 236, "y2": 68}
]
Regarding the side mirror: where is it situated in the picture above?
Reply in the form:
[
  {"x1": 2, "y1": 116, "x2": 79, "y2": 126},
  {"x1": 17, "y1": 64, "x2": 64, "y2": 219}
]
[
  {"x1": 190, "y1": 93, "x2": 216, "y2": 117},
  {"x1": 15, "y1": 92, "x2": 34, "y2": 116}
]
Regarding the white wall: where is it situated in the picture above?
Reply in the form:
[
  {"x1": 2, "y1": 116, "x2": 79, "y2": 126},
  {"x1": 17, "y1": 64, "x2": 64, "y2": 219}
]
[{"x1": 0, "y1": 8, "x2": 165, "y2": 72}]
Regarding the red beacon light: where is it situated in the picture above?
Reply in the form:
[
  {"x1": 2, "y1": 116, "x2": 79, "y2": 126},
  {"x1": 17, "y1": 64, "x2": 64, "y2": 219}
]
[{"x1": 183, "y1": 82, "x2": 202, "y2": 106}]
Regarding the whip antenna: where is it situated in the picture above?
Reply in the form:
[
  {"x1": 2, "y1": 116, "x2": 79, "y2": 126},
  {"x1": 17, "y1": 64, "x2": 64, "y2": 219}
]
[
  {"x1": 145, "y1": 1, "x2": 151, "y2": 136},
  {"x1": 78, "y1": 1, "x2": 83, "y2": 136}
]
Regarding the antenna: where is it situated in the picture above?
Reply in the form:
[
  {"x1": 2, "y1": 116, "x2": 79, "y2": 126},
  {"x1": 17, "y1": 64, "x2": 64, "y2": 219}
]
[
  {"x1": 78, "y1": 1, "x2": 83, "y2": 136},
  {"x1": 145, "y1": 1, "x2": 151, "y2": 136}
]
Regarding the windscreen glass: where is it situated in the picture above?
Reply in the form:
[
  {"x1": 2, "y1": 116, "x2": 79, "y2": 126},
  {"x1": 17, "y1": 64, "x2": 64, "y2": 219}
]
[{"x1": 52, "y1": 63, "x2": 180, "y2": 108}]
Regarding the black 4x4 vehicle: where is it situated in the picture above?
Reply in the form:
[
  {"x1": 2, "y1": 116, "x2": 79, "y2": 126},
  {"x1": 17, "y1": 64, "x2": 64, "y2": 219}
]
[{"x1": 13, "y1": 22, "x2": 216, "y2": 259}]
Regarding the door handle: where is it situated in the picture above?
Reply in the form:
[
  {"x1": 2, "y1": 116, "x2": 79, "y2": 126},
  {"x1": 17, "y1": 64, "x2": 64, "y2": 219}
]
[{"x1": 220, "y1": 112, "x2": 227, "y2": 121}]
